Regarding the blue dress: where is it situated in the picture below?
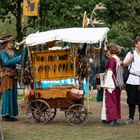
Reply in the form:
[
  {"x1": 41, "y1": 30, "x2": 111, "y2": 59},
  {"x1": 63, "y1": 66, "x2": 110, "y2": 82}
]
[{"x1": 0, "y1": 50, "x2": 20, "y2": 116}]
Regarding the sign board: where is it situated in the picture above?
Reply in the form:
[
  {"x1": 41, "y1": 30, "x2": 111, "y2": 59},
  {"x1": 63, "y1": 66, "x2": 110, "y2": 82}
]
[{"x1": 32, "y1": 49, "x2": 75, "y2": 80}]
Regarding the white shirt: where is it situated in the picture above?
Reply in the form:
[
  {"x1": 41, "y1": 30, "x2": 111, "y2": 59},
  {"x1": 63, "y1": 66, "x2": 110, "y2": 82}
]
[{"x1": 124, "y1": 50, "x2": 140, "y2": 85}]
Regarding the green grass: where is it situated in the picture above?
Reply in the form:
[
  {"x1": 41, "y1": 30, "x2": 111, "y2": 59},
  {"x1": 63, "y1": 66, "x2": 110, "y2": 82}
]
[
  {"x1": 1, "y1": 93, "x2": 140, "y2": 140},
  {"x1": 1, "y1": 112, "x2": 140, "y2": 140}
]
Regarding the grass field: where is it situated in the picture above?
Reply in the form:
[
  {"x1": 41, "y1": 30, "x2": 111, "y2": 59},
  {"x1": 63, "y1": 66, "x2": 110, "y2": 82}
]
[{"x1": 1, "y1": 91, "x2": 140, "y2": 140}]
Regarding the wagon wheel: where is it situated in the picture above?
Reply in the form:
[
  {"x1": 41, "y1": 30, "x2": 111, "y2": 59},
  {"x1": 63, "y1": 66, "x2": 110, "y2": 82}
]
[
  {"x1": 48, "y1": 108, "x2": 57, "y2": 122},
  {"x1": 26, "y1": 99, "x2": 51, "y2": 124},
  {"x1": 66, "y1": 104, "x2": 88, "y2": 125}
]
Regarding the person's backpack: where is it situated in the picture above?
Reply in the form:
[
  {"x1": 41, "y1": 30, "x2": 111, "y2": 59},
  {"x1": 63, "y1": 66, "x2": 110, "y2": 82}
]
[
  {"x1": 116, "y1": 62, "x2": 124, "y2": 88},
  {"x1": 123, "y1": 50, "x2": 134, "y2": 84}
]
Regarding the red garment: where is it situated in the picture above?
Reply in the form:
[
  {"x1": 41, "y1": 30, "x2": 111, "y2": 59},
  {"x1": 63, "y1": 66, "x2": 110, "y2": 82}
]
[{"x1": 102, "y1": 57, "x2": 121, "y2": 121}]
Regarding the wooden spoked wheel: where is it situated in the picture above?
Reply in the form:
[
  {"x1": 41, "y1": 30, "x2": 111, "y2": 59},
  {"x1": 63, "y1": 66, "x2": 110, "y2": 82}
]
[
  {"x1": 26, "y1": 99, "x2": 51, "y2": 124},
  {"x1": 48, "y1": 108, "x2": 57, "y2": 122},
  {"x1": 66, "y1": 104, "x2": 88, "y2": 125}
]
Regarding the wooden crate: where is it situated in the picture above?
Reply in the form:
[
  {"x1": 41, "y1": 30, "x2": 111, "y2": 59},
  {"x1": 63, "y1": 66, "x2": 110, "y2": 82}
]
[{"x1": 34, "y1": 89, "x2": 69, "y2": 99}]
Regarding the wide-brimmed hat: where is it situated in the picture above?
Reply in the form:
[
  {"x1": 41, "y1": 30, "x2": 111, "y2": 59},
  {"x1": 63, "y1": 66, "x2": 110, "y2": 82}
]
[
  {"x1": 0, "y1": 35, "x2": 13, "y2": 42},
  {"x1": 0, "y1": 35, "x2": 13, "y2": 48}
]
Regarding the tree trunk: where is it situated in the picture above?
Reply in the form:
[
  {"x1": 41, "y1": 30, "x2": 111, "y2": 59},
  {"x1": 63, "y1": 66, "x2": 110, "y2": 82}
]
[{"x1": 16, "y1": 0, "x2": 23, "y2": 42}]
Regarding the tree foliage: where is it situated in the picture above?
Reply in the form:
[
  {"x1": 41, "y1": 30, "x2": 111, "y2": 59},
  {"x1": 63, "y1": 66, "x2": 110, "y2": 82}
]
[
  {"x1": 0, "y1": 0, "x2": 23, "y2": 41},
  {"x1": 27, "y1": 0, "x2": 96, "y2": 31},
  {"x1": 0, "y1": 0, "x2": 140, "y2": 48},
  {"x1": 100, "y1": 0, "x2": 140, "y2": 47}
]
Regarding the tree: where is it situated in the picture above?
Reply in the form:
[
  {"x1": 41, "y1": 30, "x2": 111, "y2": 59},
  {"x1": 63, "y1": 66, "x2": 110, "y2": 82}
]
[
  {"x1": 0, "y1": 0, "x2": 140, "y2": 49},
  {"x1": 27, "y1": 0, "x2": 96, "y2": 31},
  {"x1": 0, "y1": 0, "x2": 23, "y2": 41},
  {"x1": 100, "y1": 0, "x2": 140, "y2": 48},
  {"x1": 0, "y1": 0, "x2": 97, "y2": 40}
]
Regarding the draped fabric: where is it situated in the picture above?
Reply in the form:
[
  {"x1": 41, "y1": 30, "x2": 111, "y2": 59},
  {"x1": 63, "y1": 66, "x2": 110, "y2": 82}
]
[
  {"x1": 1, "y1": 68, "x2": 17, "y2": 93},
  {"x1": 20, "y1": 47, "x2": 28, "y2": 69},
  {"x1": 1, "y1": 76, "x2": 13, "y2": 93}
]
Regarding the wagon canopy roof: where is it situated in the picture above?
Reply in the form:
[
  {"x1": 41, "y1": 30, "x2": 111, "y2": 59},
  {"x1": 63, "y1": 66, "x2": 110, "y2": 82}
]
[{"x1": 25, "y1": 27, "x2": 109, "y2": 46}]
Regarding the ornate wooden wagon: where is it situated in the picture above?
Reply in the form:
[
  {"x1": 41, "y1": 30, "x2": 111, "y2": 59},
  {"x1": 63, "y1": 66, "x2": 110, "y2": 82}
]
[{"x1": 21, "y1": 27, "x2": 109, "y2": 125}]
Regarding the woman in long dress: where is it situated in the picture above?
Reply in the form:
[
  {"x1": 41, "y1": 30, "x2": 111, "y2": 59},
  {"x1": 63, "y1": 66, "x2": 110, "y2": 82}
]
[
  {"x1": 0, "y1": 36, "x2": 21, "y2": 121},
  {"x1": 101, "y1": 43, "x2": 122, "y2": 126}
]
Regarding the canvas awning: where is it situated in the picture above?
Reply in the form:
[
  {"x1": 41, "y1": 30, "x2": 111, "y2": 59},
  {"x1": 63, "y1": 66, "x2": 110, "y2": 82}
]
[{"x1": 25, "y1": 27, "x2": 109, "y2": 46}]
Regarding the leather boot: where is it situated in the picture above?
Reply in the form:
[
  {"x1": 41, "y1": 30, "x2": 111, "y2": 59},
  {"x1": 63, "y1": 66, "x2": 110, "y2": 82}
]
[
  {"x1": 2, "y1": 115, "x2": 18, "y2": 121},
  {"x1": 2, "y1": 115, "x2": 10, "y2": 121}
]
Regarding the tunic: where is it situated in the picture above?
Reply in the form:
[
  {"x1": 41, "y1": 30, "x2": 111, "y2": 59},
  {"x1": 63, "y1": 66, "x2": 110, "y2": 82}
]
[
  {"x1": 101, "y1": 56, "x2": 121, "y2": 121},
  {"x1": 0, "y1": 50, "x2": 20, "y2": 116},
  {"x1": 124, "y1": 50, "x2": 140, "y2": 85}
]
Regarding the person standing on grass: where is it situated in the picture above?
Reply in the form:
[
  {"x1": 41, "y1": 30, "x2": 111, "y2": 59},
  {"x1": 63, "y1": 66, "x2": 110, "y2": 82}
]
[
  {"x1": 101, "y1": 43, "x2": 121, "y2": 126},
  {"x1": 0, "y1": 35, "x2": 21, "y2": 121},
  {"x1": 96, "y1": 49, "x2": 110, "y2": 102},
  {"x1": 123, "y1": 36, "x2": 140, "y2": 124}
]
